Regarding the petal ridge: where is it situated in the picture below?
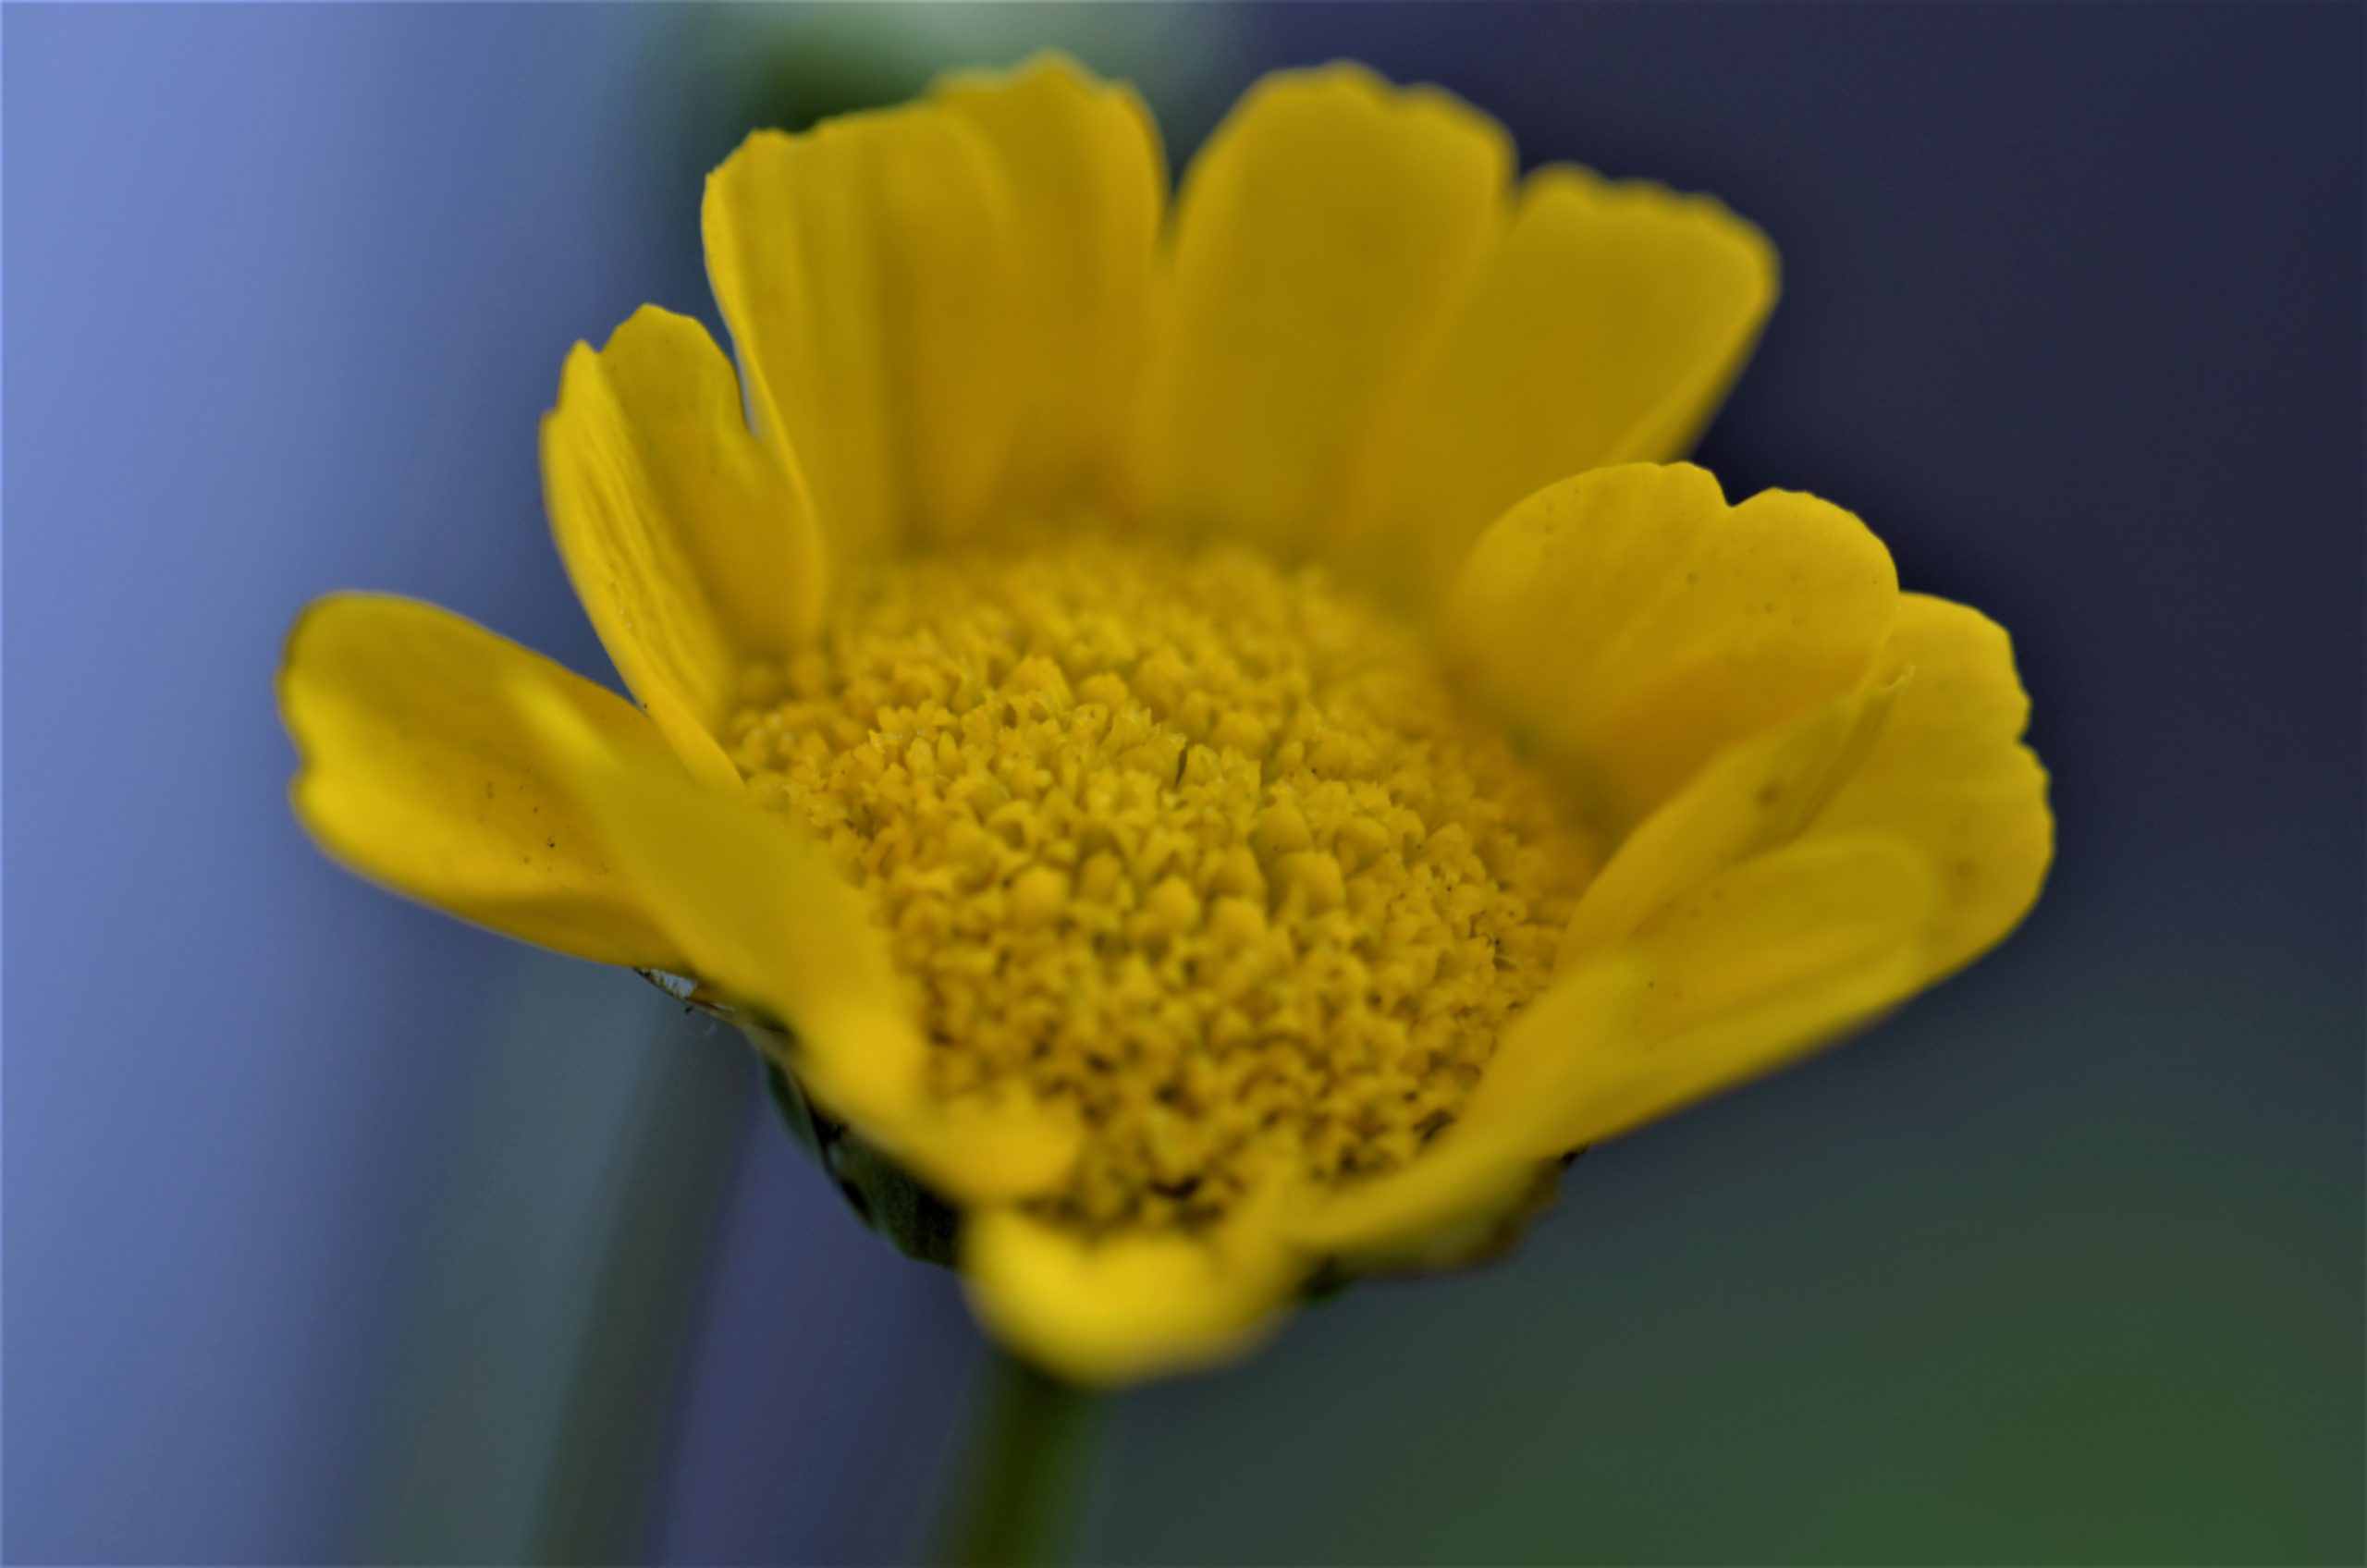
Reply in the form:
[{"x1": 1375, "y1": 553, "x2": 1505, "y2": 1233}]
[
  {"x1": 1342, "y1": 164, "x2": 1778, "y2": 608},
  {"x1": 543, "y1": 306, "x2": 818, "y2": 782},
  {"x1": 705, "y1": 103, "x2": 1021, "y2": 557},
  {"x1": 1152, "y1": 64, "x2": 1513, "y2": 557},
  {"x1": 931, "y1": 54, "x2": 1167, "y2": 520}
]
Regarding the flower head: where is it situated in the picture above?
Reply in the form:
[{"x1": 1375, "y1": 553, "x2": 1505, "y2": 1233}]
[{"x1": 280, "y1": 57, "x2": 2051, "y2": 1384}]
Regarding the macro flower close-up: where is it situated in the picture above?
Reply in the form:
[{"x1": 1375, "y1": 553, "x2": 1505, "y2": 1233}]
[
  {"x1": 18, "y1": 6, "x2": 2360, "y2": 1562},
  {"x1": 280, "y1": 56, "x2": 2048, "y2": 1388}
]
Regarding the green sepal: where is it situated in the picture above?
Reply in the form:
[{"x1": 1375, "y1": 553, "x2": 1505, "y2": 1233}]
[
  {"x1": 752, "y1": 1035, "x2": 961, "y2": 1268},
  {"x1": 642, "y1": 968, "x2": 962, "y2": 1268}
]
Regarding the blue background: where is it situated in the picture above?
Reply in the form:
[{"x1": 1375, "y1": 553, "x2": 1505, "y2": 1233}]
[{"x1": 6, "y1": 4, "x2": 2361, "y2": 1562}]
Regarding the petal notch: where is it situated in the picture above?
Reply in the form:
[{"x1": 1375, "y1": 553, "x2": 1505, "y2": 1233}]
[
  {"x1": 1347, "y1": 167, "x2": 1776, "y2": 607},
  {"x1": 1443, "y1": 464, "x2": 1897, "y2": 827}
]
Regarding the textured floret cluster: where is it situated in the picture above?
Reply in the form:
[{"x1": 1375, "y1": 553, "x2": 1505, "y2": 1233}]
[{"x1": 728, "y1": 535, "x2": 1599, "y2": 1233}]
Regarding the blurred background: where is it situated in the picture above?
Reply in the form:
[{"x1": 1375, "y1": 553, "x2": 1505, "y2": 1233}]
[{"x1": 5, "y1": 4, "x2": 2360, "y2": 1562}]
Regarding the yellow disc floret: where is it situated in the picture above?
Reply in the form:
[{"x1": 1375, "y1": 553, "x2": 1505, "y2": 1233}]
[{"x1": 727, "y1": 534, "x2": 1600, "y2": 1236}]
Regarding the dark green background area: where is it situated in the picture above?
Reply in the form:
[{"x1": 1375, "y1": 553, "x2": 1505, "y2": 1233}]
[
  {"x1": 6, "y1": 4, "x2": 2360, "y2": 1563},
  {"x1": 1089, "y1": 908, "x2": 2359, "y2": 1564}
]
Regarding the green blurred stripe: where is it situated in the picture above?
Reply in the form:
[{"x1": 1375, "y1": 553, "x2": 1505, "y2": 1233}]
[{"x1": 365, "y1": 958, "x2": 750, "y2": 1564}]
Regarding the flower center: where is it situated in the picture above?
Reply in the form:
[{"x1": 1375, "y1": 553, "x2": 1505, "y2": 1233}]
[{"x1": 728, "y1": 534, "x2": 1600, "y2": 1234}]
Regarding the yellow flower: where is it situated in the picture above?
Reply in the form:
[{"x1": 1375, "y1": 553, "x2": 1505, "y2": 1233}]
[{"x1": 279, "y1": 57, "x2": 2051, "y2": 1386}]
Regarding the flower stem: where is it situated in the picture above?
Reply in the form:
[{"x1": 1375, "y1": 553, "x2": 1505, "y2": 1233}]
[{"x1": 935, "y1": 1346, "x2": 1102, "y2": 1567}]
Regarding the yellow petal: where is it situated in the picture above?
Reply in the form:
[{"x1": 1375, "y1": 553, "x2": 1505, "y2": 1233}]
[
  {"x1": 705, "y1": 103, "x2": 1016, "y2": 557},
  {"x1": 1151, "y1": 65, "x2": 1511, "y2": 557},
  {"x1": 1816, "y1": 593, "x2": 2054, "y2": 978},
  {"x1": 1560, "y1": 670, "x2": 1905, "y2": 966},
  {"x1": 1481, "y1": 834, "x2": 1940, "y2": 1158},
  {"x1": 1344, "y1": 166, "x2": 1776, "y2": 609},
  {"x1": 278, "y1": 594, "x2": 681, "y2": 967},
  {"x1": 962, "y1": 1201, "x2": 1306, "y2": 1386},
  {"x1": 1441, "y1": 463, "x2": 1897, "y2": 827},
  {"x1": 509, "y1": 675, "x2": 914, "y2": 1106},
  {"x1": 512, "y1": 682, "x2": 1077, "y2": 1204},
  {"x1": 542, "y1": 306, "x2": 823, "y2": 778},
  {"x1": 634, "y1": 679, "x2": 744, "y2": 798},
  {"x1": 1278, "y1": 962, "x2": 1643, "y2": 1264},
  {"x1": 931, "y1": 55, "x2": 1165, "y2": 517},
  {"x1": 883, "y1": 1096, "x2": 1084, "y2": 1207}
]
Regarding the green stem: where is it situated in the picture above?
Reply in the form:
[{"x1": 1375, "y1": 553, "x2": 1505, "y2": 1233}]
[{"x1": 935, "y1": 1347, "x2": 1103, "y2": 1567}]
